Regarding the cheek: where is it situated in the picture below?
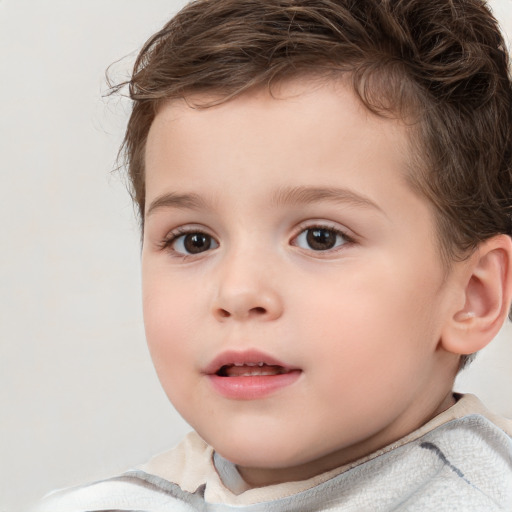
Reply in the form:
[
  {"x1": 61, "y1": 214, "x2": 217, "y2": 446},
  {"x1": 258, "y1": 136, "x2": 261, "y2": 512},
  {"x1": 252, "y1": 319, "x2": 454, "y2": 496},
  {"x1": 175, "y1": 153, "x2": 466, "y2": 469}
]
[
  {"x1": 296, "y1": 285, "x2": 436, "y2": 430},
  {"x1": 142, "y1": 275, "x2": 200, "y2": 396},
  {"x1": 297, "y1": 261, "x2": 440, "y2": 372}
]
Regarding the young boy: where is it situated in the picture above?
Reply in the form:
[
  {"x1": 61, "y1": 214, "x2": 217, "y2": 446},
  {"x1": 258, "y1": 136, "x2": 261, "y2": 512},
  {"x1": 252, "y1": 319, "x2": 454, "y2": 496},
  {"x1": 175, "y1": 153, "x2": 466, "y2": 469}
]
[{"x1": 36, "y1": 0, "x2": 512, "y2": 510}]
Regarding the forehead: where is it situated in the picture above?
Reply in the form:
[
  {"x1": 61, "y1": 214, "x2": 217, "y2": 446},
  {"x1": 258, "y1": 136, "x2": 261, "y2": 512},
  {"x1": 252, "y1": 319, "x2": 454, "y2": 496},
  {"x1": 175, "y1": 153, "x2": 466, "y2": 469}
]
[{"x1": 145, "y1": 78, "x2": 414, "y2": 196}]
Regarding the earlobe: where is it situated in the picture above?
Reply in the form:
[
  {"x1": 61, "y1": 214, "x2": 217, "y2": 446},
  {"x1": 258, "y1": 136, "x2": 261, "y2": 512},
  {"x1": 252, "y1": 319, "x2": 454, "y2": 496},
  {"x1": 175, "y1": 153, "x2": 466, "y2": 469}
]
[{"x1": 441, "y1": 234, "x2": 512, "y2": 356}]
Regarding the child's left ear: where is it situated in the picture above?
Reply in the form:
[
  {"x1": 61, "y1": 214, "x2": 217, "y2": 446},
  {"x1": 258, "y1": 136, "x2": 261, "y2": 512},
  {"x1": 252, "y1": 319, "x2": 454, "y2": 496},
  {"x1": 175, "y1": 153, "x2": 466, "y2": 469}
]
[{"x1": 441, "y1": 234, "x2": 512, "y2": 356}]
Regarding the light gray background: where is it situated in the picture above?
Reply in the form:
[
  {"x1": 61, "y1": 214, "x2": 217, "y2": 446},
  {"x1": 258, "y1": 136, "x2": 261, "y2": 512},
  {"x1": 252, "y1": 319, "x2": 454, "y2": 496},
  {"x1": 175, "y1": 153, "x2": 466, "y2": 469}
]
[{"x1": 0, "y1": 1, "x2": 511, "y2": 511}]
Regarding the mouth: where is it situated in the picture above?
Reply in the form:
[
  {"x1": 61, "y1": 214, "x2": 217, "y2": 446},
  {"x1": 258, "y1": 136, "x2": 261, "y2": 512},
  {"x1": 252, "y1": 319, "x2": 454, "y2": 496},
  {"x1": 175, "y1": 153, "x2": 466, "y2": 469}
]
[
  {"x1": 205, "y1": 349, "x2": 302, "y2": 399},
  {"x1": 205, "y1": 349, "x2": 299, "y2": 377},
  {"x1": 216, "y1": 362, "x2": 291, "y2": 377}
]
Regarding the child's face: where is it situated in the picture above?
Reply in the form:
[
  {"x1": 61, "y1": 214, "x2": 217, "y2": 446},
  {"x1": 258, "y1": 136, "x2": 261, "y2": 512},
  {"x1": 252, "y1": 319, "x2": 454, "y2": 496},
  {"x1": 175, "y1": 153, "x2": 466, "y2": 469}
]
[{"x1": 142, "y1": 79, "x2": 460, "y2": 486}]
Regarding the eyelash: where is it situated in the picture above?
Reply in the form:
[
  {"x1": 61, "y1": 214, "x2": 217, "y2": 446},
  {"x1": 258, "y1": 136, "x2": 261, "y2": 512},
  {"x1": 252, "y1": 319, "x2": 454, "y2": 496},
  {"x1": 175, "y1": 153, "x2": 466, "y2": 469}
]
[
  {"x1": 290, "y1": 223, "x2": 355, "y2": 253},
  {"x1": 159, "y1": 223, "x2": 355, "y2": 258},
  {"x1": 159, "y1": 226, "x2": 218, "y2": 258}
]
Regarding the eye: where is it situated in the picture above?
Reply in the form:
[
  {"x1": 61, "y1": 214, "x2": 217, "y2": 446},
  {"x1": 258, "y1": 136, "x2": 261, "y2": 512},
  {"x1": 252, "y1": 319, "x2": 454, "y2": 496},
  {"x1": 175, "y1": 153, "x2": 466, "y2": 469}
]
[
  {"x1": 171, "y1": 231, "x2": 219, "y2": 255},
  {"x1": 293, "y1": 226, "x2": 349, "y2": 251}
]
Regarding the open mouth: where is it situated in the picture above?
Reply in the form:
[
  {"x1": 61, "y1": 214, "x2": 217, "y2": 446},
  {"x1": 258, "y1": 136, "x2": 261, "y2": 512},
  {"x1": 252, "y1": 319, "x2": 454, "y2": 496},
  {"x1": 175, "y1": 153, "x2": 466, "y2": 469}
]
[
  {"x1": 206, "y1": 351, "x2": 301, "y2": 399},
  {"x1": 216, "y1": 362, "x2": 289, "y2": 377}
]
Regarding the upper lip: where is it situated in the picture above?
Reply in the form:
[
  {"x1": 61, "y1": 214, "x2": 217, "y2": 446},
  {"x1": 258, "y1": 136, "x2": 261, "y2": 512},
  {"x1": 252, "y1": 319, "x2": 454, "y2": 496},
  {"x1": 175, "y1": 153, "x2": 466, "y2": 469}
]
[{"x1": 203, "y1": 349, "x2": 299, "y2": 375}]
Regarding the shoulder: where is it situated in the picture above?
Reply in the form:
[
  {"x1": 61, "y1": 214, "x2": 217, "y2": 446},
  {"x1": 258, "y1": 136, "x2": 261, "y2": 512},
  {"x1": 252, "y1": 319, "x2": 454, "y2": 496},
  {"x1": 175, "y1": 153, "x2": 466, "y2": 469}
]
[
  {"x1": 418, "y1": 395, "x2": 512, "y2": 496},
  {"x1": 397, "y1": 413, "x2": 512, "y2": 510},
  {"x1": 389, "y1": 396, "x2": 512, "y2": 510},
  {"x1": 306, "y1": 396, "x2": 512, "y2": 511},
  {"x1": 32, "y1": 432, "x2": 211, "y2": 512},
  {"x1": 32, "y1": 472, "x2": 205, "y2": 512},
  {"x1": 281, "y1": 412, "x2": 512, "y2": 511}
]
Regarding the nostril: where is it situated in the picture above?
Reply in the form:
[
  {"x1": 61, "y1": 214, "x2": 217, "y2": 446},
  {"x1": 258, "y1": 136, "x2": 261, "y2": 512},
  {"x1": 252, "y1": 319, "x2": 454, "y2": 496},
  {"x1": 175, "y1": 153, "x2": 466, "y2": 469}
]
[
  {"x1": 250, "y1": 307, "x2": 267, "y2": 315},
  {"x1": 218, "y1": 309, "x2": 230, "y2": 318}
]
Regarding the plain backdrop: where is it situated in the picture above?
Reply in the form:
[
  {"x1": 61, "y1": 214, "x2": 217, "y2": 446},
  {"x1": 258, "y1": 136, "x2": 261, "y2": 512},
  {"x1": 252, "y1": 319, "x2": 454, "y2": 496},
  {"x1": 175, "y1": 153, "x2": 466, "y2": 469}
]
[{"x1": 0, "y1": 1, "x2": 511, "y2": 511}]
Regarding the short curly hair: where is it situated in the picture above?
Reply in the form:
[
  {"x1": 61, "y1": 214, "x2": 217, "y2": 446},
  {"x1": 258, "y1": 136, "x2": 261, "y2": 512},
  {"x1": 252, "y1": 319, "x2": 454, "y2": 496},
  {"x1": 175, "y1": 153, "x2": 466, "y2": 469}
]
[{"x1": 114, "y1": 0, "x2": 512, "y2": 367}]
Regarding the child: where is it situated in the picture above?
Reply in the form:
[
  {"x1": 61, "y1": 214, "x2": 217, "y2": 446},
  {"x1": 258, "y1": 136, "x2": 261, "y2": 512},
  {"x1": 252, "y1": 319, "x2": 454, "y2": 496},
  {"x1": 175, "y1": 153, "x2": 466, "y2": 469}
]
[{"x1": 36, "y1": 0, "x2": 512, "y2": 510}]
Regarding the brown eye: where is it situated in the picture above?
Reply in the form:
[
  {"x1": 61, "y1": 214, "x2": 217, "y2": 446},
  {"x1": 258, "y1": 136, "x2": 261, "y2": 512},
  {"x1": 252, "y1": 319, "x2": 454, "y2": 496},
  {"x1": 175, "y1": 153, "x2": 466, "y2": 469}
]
[
  {"x1": 173, "y1": 232, "x2": 218, "y2": 254},
  {"x1": 294, "y1": 227, "x2": 346, "y2": 251},
  {"x1": 307, "y1": 228, "x2": 337, "y2": 250}
]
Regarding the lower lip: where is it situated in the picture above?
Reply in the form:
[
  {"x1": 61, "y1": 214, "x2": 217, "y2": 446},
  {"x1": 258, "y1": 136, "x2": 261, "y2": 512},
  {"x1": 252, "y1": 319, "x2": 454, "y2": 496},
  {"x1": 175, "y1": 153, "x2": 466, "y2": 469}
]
[{"x1": 207, "y1": 371, "x2": 302, "y2": 400}]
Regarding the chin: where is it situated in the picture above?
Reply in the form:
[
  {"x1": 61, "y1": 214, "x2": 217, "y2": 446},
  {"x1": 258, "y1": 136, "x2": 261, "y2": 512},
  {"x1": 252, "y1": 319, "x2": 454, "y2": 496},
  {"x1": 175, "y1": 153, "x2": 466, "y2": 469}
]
[{"x1": 205, "y1": 429, "x2": 318, "y2": 470}]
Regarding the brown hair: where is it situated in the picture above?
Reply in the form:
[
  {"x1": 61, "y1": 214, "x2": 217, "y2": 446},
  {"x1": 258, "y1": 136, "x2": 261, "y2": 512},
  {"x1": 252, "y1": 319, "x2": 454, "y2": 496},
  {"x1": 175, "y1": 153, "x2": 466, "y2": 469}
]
[{"x1": 114, "y1": 0, "x2": 512, "y2": 365}]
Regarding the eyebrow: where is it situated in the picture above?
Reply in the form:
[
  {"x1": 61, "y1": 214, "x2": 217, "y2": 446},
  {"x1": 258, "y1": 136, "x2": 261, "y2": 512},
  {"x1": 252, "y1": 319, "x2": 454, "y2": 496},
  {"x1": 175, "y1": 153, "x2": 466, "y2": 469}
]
[
  {"x1": 146, "y1": 192, "x2": 212, "y2": 217},
  {"x1": 270, "y1": 186, "x2": 384, "y2": 213},
  {"x1": 146, "y1": 186, "x2": 384, "y2": 216}
]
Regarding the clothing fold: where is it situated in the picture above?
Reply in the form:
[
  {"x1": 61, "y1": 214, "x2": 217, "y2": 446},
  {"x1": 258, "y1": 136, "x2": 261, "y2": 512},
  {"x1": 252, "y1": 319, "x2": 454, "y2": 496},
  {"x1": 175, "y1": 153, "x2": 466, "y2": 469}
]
[{"x1": 33, "y1": 394, "x2": 512, "y2": 512}]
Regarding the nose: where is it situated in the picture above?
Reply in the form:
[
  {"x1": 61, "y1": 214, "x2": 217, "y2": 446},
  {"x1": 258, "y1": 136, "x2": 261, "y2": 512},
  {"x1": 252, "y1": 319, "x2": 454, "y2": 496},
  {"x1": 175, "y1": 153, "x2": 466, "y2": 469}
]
[{"x1": 212, "y1": 254, "x2": 284, "y2": 322}]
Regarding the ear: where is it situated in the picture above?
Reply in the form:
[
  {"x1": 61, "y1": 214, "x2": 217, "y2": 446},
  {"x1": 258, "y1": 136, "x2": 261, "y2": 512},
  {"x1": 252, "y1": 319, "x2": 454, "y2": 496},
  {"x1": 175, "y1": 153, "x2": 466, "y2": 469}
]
[{"x1": 441, "y1": 234, "x2": 512, "y2": 356}]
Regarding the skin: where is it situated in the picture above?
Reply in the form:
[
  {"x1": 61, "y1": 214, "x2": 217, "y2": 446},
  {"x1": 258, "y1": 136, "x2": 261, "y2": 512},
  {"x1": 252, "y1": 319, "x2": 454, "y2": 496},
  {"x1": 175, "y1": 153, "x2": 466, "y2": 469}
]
[{"x1": 141, "y1": 79, "x2": 463, "y2": 487}]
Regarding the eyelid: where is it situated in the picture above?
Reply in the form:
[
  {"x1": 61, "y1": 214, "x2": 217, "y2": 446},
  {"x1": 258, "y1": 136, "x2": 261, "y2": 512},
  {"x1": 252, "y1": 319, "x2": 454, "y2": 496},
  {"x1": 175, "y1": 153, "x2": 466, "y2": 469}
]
[
  {"x1": 291, "y1": 220, "x2": 356, "y2": 241},
  {"x1": 290, "y1": 220, "x2": 356, "y2": 252},
  {"x1": 159, "y1": 224, "x2": 219, "y2": 256}
]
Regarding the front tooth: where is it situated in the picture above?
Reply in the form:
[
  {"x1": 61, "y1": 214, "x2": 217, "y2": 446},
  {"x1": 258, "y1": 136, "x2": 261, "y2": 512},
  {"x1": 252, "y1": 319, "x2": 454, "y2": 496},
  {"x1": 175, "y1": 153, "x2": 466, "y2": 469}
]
[
  {"x1": 258, "y1": 362, "x2": 264, "y2": 367},
  {"x1": 246, "y1": 362, "x2": 257, "y2": 367},
  {"x1": 234, "y1": 363, "x2": 244, "y2": 367}
]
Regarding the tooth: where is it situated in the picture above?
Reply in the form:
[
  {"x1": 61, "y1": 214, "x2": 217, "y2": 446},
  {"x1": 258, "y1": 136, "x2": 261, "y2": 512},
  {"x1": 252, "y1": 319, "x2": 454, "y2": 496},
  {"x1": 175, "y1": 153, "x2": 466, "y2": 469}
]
[
  {"x1": 258, "y1": 362, "x2": 264, "y2": 367},
  {"x1": 234, "y1": 363, "x2": 243, "y2": 367}
]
